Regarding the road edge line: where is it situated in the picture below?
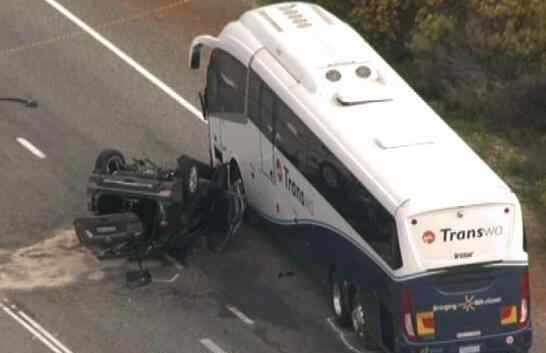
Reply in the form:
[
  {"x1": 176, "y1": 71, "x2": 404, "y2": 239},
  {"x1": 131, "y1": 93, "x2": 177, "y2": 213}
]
[
  {"x1": 17, "y1": 309, "x2": 74, "y2": 353},
  {"x1": 1, "y1": 304, "x2": 64, "y2": 353},
  {"x1": 326, "y1": 317, "x2": 364, "y2": 353},
  {"x1": 42, "y1": 0, "x2": 205, "y2": 122}
]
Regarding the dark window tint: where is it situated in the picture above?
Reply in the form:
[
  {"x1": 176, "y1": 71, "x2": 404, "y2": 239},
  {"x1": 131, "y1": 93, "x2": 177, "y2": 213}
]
[
  {"x1": 275, "y1": 99, "x2": 307, "y2": 168},
  {"x1": 246, "y1": 68, "x2": 402, "y2": 269},
  {"x1": 206, "y1": 50, "x2": 246, "y2": 115},
  {"x1": 248, "y1": 70, "x2": 261, "y2": 122},
  {"x1": 276, "y1": 98, "x2": 402, "y2": 269},
  {"x1": 248, "y1": 69, "x2": 275, "y2": 140}
]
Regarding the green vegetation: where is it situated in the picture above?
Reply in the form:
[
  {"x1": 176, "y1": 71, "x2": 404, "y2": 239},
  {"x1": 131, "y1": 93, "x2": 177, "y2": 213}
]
[{"x1": 261, "y1": 0, "x2": 546, "y2": 222}]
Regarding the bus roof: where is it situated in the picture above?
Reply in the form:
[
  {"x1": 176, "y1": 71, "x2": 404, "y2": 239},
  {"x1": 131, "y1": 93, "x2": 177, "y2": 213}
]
[{"x1": 199, "y1": 2, "x2": 515, "y2": 214}]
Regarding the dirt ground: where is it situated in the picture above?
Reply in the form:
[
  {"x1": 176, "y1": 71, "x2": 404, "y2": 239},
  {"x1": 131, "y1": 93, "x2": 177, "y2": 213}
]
[{"x1": 524, "y1": 207, "x2": 545, "y2": 352}]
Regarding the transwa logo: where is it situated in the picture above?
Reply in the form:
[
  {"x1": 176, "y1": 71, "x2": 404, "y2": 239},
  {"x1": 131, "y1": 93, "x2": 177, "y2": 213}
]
[
  {"x1": 422, "y1": 230, "x2": 436, "y2": 244},
  {"x1": 441, "y1": 226, "x2": 503, "y2": 242}
]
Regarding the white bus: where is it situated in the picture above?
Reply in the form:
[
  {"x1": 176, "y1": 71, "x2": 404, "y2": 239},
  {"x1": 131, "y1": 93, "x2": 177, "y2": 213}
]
[{"x1": 189, "y1": 3, "x2": 532, "y2": 353}]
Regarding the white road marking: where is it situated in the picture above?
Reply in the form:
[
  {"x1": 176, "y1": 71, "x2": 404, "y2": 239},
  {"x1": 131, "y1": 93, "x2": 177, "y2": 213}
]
[
  {"x1": 152, "y1": 273, "x2": 180, "y2": 283},
  {"x1": 17, "y1": 309, "x2": 75, "y2": 353},
  {"x1": 200, "y1": 338, "x2": 228, "y2": 353},
  {"x1": 16, "y1": 138, "x2": 47, "y2": 159},
  {"x1": 326, "y1": 317, "x2": 364, "y2": 353},
  {"x1": 42, "y1": 0, "x2": 205, "y2": 122},
  {"x1": 1, "y1": 301, "x2": 73, "y2": 353},
  {"x1": 226, "y1": 305, "x2": 255, "y2": 325},
  {"x1": 163, "y1": 254, "x2": 185, "y2": 271}
]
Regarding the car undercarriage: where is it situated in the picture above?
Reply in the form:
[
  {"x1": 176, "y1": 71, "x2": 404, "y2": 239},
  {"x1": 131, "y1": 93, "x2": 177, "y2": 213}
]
[{"x1": 74, "y1": 149, "x2": 245, "y2": 288}]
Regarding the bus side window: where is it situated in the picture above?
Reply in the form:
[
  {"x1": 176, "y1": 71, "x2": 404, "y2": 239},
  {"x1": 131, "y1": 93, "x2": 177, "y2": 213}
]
[
  {"x1": 259, "y1": 83, "x2": 275, "y2": 141},
  {"x1": 206, "y1": 50, "x2": 220, "y2": 113},
  {"x1": 275, "y1": 99, "x2": 305, "y2": 168},
  {"x1": 295, "y1": 125, "x2": 403, "y2": 269},
  {"x1": 247, "y1": 70, "x2": 275, "y2": 141},
  {"x1": 247, "y1": 70, "x2": 261, "y2": 123},
  {"x1": 208, "y1": 49, "x2": 247, "y2": 121}
]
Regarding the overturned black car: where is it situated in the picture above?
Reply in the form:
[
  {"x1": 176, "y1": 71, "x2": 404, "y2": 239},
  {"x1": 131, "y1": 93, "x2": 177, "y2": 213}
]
[{"x1": 74, "y1": 149, "x2": 245, "y2": 287}]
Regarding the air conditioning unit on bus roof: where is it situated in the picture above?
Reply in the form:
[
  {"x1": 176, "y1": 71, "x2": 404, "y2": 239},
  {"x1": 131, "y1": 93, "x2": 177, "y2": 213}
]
[{"x1": 332, "y1": 64, "x2": 393, "y2": 106}]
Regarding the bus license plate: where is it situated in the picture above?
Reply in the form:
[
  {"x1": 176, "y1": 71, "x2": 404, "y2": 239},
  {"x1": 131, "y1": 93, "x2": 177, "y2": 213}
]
[{"x1": 459, "y1": 345, "x2": 480, "y2": 353}]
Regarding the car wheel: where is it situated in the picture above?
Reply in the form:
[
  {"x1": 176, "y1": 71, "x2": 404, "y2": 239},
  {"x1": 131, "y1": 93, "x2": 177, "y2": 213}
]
[
  {"x1": 94, "y1": 149, "x2": 126, "y2": 174},
  {"x1": 177, "y1": 156, "x2": 200, "y2": 201},
  {"x1": 330, "y1": 273, "x2": 353, "y2": 327}
]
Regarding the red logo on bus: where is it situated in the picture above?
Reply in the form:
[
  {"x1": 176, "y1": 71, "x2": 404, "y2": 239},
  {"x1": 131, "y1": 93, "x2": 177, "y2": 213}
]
[
  {"x1": 276, "y1": 159, "x2": 283, "y2": 183},
  {"x1": 423, "y1": 231, "x2": 436, "y2": 244}
]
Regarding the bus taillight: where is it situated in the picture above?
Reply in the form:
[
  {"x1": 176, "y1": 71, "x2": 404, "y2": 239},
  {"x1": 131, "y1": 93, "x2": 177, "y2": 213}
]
[
  {"x1": 518, "y1": 271, "x2": 530, "y2": 328},
  {"x1": 401, "y1": 288, "x2": 417, "y2": 341},
  {"x1": 416, "y1": 311, "x2": 435, "y2": 338},
  {"x1": 501, "y1": 305, "x2": 518, "y2": 326}
]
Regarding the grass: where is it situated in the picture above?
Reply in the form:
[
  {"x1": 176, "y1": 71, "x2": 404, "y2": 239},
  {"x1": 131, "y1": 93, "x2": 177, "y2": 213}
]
[{"x1": 434, "y1": 102, "x2": 546, "y2": 223}]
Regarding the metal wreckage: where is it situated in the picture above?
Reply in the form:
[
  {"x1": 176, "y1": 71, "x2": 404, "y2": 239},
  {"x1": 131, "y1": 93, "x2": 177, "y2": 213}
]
[{"x1": 74, "y1": 149, "x2": 245, "y2": 288}]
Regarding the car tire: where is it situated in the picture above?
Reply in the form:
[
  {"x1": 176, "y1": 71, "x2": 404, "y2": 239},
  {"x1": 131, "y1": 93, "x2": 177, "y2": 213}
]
[
  {"x1": 330, "y1": 273, "x2": 353, "y2": 327},
  {"x1": 177, "y1": 156, "x2": 200, "y2": 202},
  {"x1": 94, "y1": 149, "x2": 126, "y2": 174}
]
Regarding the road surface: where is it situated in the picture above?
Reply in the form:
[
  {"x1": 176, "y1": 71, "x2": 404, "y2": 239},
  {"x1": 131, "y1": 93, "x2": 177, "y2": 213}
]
[{"x1": 0, "y1": 1, "x2": 543, "y2": 353}]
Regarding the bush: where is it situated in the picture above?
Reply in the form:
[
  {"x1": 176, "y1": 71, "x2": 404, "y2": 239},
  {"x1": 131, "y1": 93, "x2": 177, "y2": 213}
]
[
  {"x1": 539, "y1": 178, "x2": 546, "y2": 207},
  {"x1": 262, "y1": 0, "x2": 546, "y2": 131}
]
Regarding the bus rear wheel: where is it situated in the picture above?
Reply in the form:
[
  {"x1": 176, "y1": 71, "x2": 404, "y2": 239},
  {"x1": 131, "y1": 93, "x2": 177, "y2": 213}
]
[
  {"x1": 330, "y1": 274, "x2": 352, "y2": 327},
  {"x1": 352, "y1": 288, "x2": 380, "y2": 351}
]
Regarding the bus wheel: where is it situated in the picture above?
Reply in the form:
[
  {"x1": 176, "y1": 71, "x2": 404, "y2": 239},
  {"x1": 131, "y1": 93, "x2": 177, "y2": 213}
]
[
  {"x1": 352, "y1": 289, "x2": 380, "y2": 350},
  {"x1": 229, "y1": 161, "x2": 247, "y2": 209},
  {"x1": 177, "y1": 156, "x2": 200, "y2": 202},
  {"x1": 330, "y1": 274, "x2": 352, "y2": 327}
]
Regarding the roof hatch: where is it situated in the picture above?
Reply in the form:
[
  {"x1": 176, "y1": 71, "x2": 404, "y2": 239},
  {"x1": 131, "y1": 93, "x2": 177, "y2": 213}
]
[{"x1": 375, "y1": 135, "x2": 435, "y2": 149}]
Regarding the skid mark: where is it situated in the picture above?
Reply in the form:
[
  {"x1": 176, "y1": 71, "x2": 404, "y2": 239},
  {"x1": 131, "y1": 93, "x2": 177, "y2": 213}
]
[{"x1": 0, "y1": 229, "x2": 98, "y2": 290}]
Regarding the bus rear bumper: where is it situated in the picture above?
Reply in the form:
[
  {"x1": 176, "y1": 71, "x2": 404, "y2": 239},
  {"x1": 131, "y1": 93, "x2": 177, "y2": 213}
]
[{"x1": 397, "y1": 327, "x2": 532, "y2": 353}]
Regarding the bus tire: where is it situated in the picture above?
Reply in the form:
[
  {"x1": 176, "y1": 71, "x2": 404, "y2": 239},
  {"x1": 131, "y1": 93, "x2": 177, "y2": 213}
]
[
  {"x1": 352, "y1": 288, "x2": 380, "y2": 351},
  {"x1": 229, "y1": 160, "x2": 247, "y2": 210},
  {"x1": 330, "y1": 273, "x2": 353, "y2": 327}
]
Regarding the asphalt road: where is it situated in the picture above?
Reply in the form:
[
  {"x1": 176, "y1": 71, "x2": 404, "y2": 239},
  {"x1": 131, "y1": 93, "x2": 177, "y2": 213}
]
[
  {"x1": 0, "y1": 1, "x2": 370, "y2": 353},
  {"x1": 1, "y1": 1, "x2": 544, "y2": 353}
]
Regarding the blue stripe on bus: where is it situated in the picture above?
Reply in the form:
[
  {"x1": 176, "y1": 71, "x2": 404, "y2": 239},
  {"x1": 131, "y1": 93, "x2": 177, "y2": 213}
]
[
  {"x1": 252, "y1": 207, "x2": 427, "y2": 281},
  {"x1": 251, "y1": 207, "x2": 528, "y2": 282}
]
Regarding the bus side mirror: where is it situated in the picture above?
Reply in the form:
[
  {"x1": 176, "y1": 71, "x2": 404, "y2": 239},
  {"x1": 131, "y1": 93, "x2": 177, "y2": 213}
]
[
  {"x1": 190, "y1": 47, "x2": 201, "y2": 69},
  {"x1": 199, "y1": 90, "x2": 208, "y2": 120},
  {"x1": 188, "y1": 35, "x2": 220, "y2": 69},
  {"x1": 189, "y1": 42, "x2": 204, "y2": 69}
]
